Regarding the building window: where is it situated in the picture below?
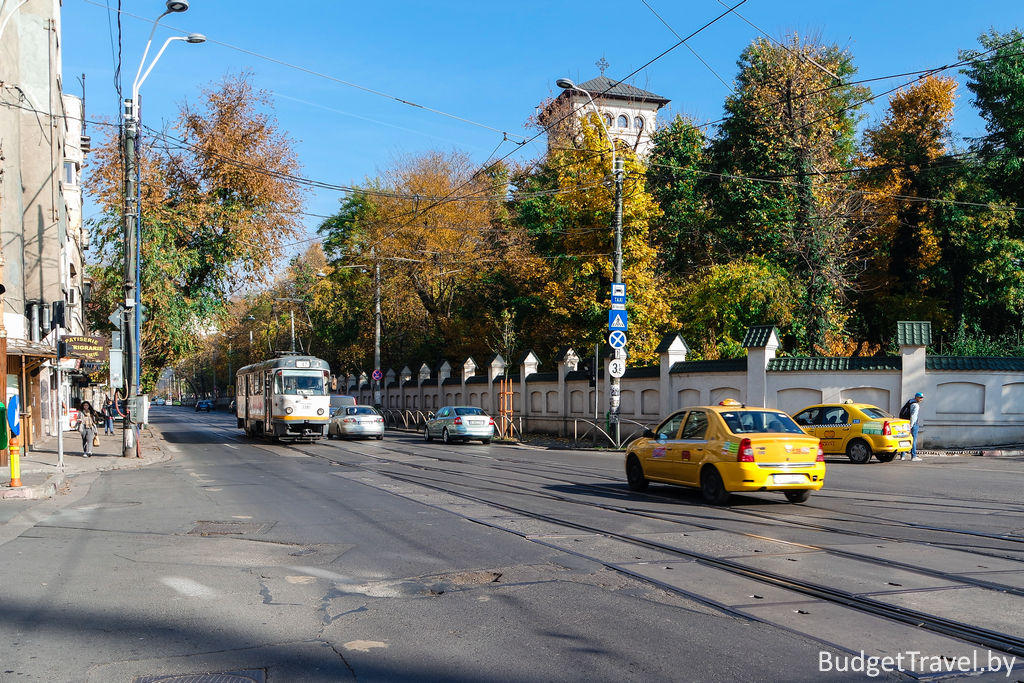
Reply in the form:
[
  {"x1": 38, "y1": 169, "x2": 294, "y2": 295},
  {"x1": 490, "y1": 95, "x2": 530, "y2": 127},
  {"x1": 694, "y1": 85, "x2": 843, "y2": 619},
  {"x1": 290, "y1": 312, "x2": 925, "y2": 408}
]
[
  {"x1": 634, "y1": 116, "x2": 645, "y2": 131},
  {"x1": 617, "y1": 114, "x2": 628, "y2": 128},
  {"x1": 603, "y1": 113, "x2": 613, "y2": 128},
  {"x1": 63, "y1": 161, "x2": 78, "y2": 186}
]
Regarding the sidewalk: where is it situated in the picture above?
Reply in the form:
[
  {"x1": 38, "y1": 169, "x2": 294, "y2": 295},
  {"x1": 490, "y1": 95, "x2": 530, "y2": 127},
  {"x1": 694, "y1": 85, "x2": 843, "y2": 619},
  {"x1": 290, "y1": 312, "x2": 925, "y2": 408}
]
[{"x1": 0, "y1": 426, "x2": 170, "y2": 500}]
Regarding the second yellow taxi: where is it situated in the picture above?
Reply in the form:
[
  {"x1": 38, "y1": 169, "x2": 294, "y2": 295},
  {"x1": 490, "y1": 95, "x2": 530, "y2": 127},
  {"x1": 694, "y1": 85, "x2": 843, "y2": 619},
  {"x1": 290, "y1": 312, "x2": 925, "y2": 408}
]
[
  {"x1": 791, "y1": 400, "x2": 912, "y2": 463},
  {"x1": 625, "y1": 399, "x2": 825, "y2": 505}
]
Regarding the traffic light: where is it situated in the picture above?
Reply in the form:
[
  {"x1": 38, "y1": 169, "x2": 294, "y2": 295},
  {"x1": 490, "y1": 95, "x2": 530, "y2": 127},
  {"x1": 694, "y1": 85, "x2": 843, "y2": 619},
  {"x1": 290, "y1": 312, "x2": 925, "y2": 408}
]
[{"x1": 580, "y1": 360, "x2": 596, "y2": 387}]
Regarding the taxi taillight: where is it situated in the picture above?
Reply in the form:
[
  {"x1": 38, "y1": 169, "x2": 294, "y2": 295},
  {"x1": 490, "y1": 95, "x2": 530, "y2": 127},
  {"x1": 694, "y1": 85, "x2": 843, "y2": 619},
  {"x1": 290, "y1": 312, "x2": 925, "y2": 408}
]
[
  {"x1": 488, "y1": 417, "x2": 495, "y2": 426},
  {"x1": 738, "y1": 438, "x2": 755, "y2": 462},
  {"x1": 816, "y1": 444, "x2": 825, "y2": 461},
  {"x1": 882, "y1": 421, "x2": 891, "y2": 436}
]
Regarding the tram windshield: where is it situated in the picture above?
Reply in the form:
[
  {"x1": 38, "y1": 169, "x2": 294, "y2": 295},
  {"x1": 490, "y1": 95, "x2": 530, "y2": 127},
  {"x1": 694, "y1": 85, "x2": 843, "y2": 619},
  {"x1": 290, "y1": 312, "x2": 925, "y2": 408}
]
[{"x1": 275, "y1": 370, "x2": 328, "y2": 396}]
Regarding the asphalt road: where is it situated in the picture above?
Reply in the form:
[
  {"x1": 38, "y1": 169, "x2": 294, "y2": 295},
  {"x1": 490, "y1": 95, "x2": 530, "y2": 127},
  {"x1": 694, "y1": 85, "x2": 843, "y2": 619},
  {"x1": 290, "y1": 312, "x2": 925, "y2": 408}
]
[{"x1": 1, "y1": 406, "x2": 1022, "y2": 682}]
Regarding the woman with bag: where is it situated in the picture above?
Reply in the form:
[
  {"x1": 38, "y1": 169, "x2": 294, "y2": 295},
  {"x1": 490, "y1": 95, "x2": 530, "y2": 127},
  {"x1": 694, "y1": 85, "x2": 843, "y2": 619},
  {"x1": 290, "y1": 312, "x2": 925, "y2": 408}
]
[{"x1": 79, "y1": 401, "x2": 99, "y2": 458}]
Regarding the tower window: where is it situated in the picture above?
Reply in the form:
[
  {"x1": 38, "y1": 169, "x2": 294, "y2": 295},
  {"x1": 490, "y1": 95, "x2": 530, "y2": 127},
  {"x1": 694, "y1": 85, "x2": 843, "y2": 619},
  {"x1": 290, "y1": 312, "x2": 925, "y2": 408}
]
[
  {"x1": 634, "y1": 116, "x2": 645, "y2": 131},
  {"x1": 617, "y1": 114, "x2": 628, "y2": 128}
]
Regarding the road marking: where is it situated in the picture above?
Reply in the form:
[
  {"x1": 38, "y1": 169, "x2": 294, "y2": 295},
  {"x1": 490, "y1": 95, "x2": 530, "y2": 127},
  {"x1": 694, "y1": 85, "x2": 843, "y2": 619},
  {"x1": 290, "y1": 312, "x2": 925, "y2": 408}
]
[
  {"x1": 160, "y1": 576, "x2": 216, "y2": 598},
  {"x1": 223, "y1": 444, "x2": 238, "y2": 450},
  {"x1": 344, "y1": 640, "x2": 388, "y2": 653}
]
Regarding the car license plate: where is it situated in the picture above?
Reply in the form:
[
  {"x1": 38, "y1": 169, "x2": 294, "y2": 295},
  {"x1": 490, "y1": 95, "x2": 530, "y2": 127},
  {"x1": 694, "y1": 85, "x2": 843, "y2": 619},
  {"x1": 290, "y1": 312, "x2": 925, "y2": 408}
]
[
  {"x1": 773, "y1": 474, "x2": 807, "y2": 485},
  {"x1": 468, "y1": 419, "x2": 482, "y2": 425},
  {"x1": 899, "y1": 440, "x2": 911, "y2": 448}
]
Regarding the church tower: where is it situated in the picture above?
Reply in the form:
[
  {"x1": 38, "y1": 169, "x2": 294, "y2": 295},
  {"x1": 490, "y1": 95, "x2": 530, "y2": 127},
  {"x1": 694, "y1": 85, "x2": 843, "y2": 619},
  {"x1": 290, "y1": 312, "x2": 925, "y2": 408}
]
[{"x1": 545, "y1": 66, "x2": 670, "y2": 158}]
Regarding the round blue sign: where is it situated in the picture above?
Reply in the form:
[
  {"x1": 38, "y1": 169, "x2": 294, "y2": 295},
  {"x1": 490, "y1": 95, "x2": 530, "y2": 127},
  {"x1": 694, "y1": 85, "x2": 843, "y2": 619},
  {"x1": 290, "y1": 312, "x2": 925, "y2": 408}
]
[
  {"x1": 7, "y1": 394, "x2": 20, "y2": 437},
  {"x1": 372, "y1": 369, "x2": 383, "y2": 382}
]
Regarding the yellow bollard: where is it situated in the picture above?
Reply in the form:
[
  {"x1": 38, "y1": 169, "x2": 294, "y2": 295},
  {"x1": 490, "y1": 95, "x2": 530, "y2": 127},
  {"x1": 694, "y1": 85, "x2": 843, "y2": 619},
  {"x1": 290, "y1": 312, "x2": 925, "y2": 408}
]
[{"x1": 9, "y1": 435, "x2": 20, "y2": 488}]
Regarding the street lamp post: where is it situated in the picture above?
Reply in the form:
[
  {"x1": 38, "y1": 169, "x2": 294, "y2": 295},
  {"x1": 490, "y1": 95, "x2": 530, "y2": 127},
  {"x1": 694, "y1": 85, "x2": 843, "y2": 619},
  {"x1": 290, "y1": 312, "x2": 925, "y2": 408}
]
[
  {"x1": 121, "y1": 0, "x2": 203, "y2": 457},
  {"x1": 556, "y1": 78, "x2": 625, "y2": 446}
]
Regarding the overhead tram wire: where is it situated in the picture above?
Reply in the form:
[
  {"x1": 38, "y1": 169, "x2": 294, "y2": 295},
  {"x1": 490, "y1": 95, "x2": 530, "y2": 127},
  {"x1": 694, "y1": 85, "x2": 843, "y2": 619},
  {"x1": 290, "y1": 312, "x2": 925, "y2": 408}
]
[
  {"x1": 640, "y1": 0, "x2": 736, "y2": 93},
  {"x1": 79, "y1": 0, "x2": 528, "y2": 146},
  {"x1": 693, "y1": 34, "x2": 1024, "y2": 134},
  {"x1": 355, "y1": 0, "x2": 751, "y2": 254}
]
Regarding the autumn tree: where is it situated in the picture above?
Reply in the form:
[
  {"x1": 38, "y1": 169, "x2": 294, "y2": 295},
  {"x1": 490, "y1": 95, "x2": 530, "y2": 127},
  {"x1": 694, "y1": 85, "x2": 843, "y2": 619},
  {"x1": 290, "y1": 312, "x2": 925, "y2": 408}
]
[
  {"x1": 317, "y1": 151, "x2": 543, "y2": 369},
  {"x1": 708, "y1": 34, "x2": 871, "y2": 354},
  {"x1": 514, "y1": 112, "x2": 674, "y2": 363},
  {"x1": 85, "y1": 72, "x2": 305, "y2": 388},
  {"x1": 857, "y1": 76, "x2": 957, "y2": 338}
]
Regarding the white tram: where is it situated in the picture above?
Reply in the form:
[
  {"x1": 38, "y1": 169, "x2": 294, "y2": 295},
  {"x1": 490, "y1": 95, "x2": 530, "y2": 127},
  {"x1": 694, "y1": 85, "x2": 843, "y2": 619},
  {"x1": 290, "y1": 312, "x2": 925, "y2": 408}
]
[{"x1": 235, "y1": 355, "x2": 331, "y2": 441}]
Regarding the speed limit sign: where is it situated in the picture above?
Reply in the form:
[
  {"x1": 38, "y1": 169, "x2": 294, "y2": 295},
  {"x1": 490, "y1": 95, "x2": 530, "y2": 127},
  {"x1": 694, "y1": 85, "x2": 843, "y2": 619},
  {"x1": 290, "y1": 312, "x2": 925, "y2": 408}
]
[{"x1": 609, "y1": 358, "x2": 626, "y2": 378}]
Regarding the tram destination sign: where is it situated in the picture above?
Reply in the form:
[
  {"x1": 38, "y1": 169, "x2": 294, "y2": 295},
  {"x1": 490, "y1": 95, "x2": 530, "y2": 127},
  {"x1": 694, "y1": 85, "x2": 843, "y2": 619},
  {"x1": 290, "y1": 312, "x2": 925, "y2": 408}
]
[{"x1": 60, "y1": 335, "x2": 108, "y2": 362}]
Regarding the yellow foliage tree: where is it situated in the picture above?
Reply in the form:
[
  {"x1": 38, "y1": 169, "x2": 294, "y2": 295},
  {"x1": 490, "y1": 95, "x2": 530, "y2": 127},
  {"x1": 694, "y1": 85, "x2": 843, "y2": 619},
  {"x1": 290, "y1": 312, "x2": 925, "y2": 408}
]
[{"x1": 543, "y1": 114, "x2": 673, "y2": 363}]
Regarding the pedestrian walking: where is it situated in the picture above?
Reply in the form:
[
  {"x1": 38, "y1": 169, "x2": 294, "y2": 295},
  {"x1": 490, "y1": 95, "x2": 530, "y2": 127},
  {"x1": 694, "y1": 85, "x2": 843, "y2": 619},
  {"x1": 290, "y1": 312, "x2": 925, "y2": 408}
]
[
  {"x1": 102, "y1": 397, "x2": 116, "y2": 434},
  {"x1": 899, "y1": 392, "x2": 925, "y2": 461},
  {"x1": 79, "y1": 401, "x2": 99, "y2": 458}
]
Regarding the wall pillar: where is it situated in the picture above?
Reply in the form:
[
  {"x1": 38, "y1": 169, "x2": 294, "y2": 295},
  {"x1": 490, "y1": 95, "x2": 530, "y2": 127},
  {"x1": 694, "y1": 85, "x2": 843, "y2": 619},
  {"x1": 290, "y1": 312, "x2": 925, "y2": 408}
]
[
  {"x1": 656, "y1": 333, "x2": 688, "y2": 416},
  {"x1": 742, "y1": 325, "x2": 779, "y2": 407}
]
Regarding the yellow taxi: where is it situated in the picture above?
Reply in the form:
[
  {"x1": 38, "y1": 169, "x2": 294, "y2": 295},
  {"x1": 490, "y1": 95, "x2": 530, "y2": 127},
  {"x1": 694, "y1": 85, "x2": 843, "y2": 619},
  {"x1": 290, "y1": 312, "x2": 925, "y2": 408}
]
[
  {"x1": 791, "y1": 400, "x2": 911, "y2": 464},
  {"x1": 625, "y1": 399, "x2": 825, "y2": 505}
]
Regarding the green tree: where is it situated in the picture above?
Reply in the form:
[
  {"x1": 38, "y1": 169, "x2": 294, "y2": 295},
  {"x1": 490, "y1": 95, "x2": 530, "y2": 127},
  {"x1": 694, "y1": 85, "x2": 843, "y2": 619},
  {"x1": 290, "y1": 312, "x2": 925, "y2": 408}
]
[
  {"x1": 676, "y1": 257, "x2": 798, "y2": 359},
  {"x1": 961, "y1": 28, "x2": 1024, "y2": 208},
  {"x1": 709, "y1": 34, "x2": 871, "y2": 354},
  {"x1": 645, "y1": 115, "x2": 714, "y2": 277}
]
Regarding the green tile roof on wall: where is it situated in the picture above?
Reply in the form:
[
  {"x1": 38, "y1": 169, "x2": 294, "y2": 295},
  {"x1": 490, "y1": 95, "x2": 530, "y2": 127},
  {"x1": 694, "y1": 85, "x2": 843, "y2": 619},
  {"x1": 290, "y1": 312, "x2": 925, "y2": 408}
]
[
  {"x1": 926, "y1": 356, "x2": 1024, "y2": 371},
  {"x1": 670, "y1": 359, "x2": 746, "y2": 374},
  {"x1": 768, "y1": 357, "x2": 902, "y2": 372},
  {"x1": 897, "y1": 321, "x2": 932, "y2": 346},
  {"x1": 742, "y1": 325, "x2": 778, "y2": 348}
]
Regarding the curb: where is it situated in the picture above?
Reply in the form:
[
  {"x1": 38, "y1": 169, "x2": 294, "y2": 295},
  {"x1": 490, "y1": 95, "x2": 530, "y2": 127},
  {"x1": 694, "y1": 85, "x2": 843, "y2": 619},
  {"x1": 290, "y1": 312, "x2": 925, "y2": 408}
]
[{"x1": 0, "y1": 472, "x2": 66, "y2": 500}]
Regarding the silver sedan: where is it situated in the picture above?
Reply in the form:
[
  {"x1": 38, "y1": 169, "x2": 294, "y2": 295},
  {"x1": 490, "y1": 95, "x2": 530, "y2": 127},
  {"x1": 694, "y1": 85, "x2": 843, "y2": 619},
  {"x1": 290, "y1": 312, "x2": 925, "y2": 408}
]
[
  {"x1": 423, "y1": 406, "x2": 494, "y2": 444},
  {"x1": 328, "y1": 406, "x2": 384, "y2": 440}
]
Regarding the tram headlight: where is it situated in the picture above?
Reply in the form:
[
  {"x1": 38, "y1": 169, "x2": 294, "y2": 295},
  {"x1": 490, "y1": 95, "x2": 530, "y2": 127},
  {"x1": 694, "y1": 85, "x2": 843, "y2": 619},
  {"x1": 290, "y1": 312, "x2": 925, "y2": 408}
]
[
  {"x1": 285, "y1": 406, "x2": 294, "y2": 415},
  {"x1": 317, "y1": 408, "x2": 324, "y2": 415}
]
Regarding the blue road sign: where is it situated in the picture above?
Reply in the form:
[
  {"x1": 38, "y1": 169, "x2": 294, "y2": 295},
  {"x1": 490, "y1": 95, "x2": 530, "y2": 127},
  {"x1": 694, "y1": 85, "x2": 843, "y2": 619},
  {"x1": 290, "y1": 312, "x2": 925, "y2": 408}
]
[
  {"x1": 7, "y1": 394, "x2": 20, "y2": 437},
  {"x1": 608, "y1": 310, "x2": 628, "y2": 331},
  {"x1": 608, "y1": 330, "x2": 627, "y2": 349},
  {"x1": 610, "y1": 294, "x2": 626, "y2": 307},
  {"x1": 611, "y1": 283, "x2": 626, "y2": 298},
  {"x1": 372, "y1": 369, "x2": 383, "y2": 382}
]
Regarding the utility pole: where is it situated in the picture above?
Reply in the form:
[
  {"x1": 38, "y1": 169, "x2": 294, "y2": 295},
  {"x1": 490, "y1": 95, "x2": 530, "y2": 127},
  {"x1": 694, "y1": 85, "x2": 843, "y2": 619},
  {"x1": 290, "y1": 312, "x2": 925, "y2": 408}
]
[
  {"x1": 610, "y1": 156, "x2": 624, "y2": 447},
  {"x1": 373, "y1": 246, "x2": 382, "y2": 407},
  {"x1": 122, "y1": 98, "x2": 139, "y2": 458}
]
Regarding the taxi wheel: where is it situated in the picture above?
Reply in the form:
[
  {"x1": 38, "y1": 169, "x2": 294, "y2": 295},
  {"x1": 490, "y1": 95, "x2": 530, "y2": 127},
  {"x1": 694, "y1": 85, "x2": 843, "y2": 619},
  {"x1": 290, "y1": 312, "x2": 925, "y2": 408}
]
[
  {"x1": 626, "y1": 456, "x2": 648, "y2": 492},
  {"x1": 876, "y1": 452, "x2": 896, "y2": 463},
  {"x1": 423, "y1": 427, "x2": 433, "y2": 442},
  {"x1": 481, "y1": 439, "x2": 491, "y2": 445},
  {"x1": 846, "y1": 439, "x2": 872, "y2": 464},
  {"x1": 700, "y1": 466, "x2": 730, "y2": 505},
  {"x1": 376, "y1": 434, "x2": 384, "y2": 440},
  {"x1": 326, "y1": 430, "x2": 334, "y2": 440},
  {"x1": 785, "y1": 490, "x2": 812, "y2": 503}
]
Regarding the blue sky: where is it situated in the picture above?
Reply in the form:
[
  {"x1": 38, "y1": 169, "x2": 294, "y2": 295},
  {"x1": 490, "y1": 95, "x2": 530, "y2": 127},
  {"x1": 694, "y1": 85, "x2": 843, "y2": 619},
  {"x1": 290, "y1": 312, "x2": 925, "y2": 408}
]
[{"x1": 62, "y1": 0, "x2": 1024, "y2": 244}]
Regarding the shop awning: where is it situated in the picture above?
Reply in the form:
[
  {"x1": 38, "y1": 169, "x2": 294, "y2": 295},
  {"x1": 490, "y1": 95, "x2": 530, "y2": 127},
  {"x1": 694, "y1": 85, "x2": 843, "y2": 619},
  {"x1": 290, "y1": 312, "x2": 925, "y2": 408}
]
[{"x1": 5, "y1": 338, "x2": 57, "y2": 358}]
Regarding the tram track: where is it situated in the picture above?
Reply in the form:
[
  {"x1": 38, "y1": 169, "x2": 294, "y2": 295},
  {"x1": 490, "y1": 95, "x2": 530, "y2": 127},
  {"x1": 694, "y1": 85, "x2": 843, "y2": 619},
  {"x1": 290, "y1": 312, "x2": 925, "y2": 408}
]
[
  {"x1": 297, "y1": 442, "x2": 1024, "y2": 659},
  {"x1": 176, "y1": 417, "x2": 1024, "y2": 663}
]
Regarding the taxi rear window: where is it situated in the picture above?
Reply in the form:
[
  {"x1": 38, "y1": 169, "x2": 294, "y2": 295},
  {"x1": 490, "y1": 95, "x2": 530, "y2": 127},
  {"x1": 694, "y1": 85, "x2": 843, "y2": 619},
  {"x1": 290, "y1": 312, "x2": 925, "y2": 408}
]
[
  {"x1": 721, "y1": 411, "x2": 804, "y2": 435},
  {"x1": 861, "y1": 407, "x2": 892, "y2": 419}
]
